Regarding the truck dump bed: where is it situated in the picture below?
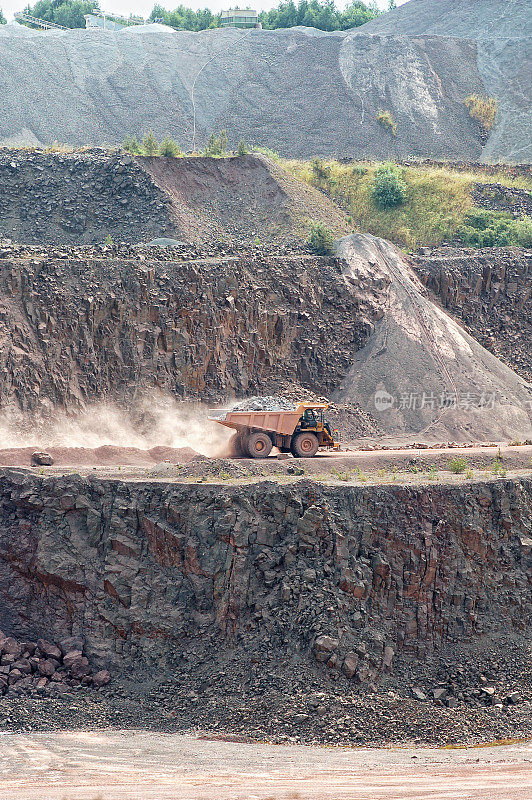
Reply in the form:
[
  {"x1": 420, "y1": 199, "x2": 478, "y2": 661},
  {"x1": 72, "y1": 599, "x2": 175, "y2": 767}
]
[{"x1": 214, "y1": 410, "x2": 303, "y2": 436}]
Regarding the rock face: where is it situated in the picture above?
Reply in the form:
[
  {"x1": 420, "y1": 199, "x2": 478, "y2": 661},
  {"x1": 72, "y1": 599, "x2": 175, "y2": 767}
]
[
  {"x1": 412, "y1": 247, "x2": 532, "y2": 382},
  {"x1": 0, "y1": 472, "x2": 530, "y2": 683},
  {"x1": 0, "y1": 25, "x2": 489, "y2": 160},
  {"x1": 0, "y1": 242, "x2": 373, "y2": 413},
  {"x1": 0, "y1": 235, "x2": 530, "y2": 442}
]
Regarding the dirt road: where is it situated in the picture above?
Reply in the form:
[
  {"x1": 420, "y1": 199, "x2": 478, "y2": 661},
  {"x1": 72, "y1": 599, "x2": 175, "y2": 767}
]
[{"x1": 0, "y1": 732, "x2": 530, "y2": 800}]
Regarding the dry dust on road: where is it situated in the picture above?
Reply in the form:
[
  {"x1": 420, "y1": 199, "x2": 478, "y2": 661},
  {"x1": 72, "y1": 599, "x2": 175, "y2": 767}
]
[{"x1": 0, "y1": 732, "x2": 530, "y2": 800}]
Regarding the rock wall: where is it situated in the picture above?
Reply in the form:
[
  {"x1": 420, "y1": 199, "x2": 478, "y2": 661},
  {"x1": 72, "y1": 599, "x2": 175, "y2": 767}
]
[
  {"x1": 0, "y1": 472, "x2": 530, "y2": 682},
  {"x1": 412, "y1": 247, "x2": 532, "y2": 381},
  {"x1": 0, "y1": 243, "x2": 377, "y2": 413}
]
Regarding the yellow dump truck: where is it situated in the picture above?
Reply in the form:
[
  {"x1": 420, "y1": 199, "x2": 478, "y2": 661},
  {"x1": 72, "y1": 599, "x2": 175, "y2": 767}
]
[{"x1": 210, "y1": 403, "x2": 340, "y2": 458}]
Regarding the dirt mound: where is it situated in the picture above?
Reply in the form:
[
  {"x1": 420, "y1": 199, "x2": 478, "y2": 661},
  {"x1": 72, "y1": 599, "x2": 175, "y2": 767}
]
[
  {"x1": 359, "y1": 0, "x2": 532, "y2": 163},
  {"x1": 0, "y1": 25, "x2": 495, "y2": 161},
  {"x1": 0, "y1": 150, "x2": 349, "y2": 245},
  {"x1": 332, "y1": 234, "x2": 532, "y2": 442},
  {"x1": 138, "y1": 154, "x2": 349, "y2": 244}
]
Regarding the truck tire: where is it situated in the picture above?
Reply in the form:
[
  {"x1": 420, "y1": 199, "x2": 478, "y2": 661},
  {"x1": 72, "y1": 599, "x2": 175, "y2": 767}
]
[
  {"x1": 246, "y1": 432, "x2": 273, "y2": 459},
  {"x1": 291, "y1": 432, "x2": 319, "y2": 458},
  {"x1": 228, "y1": 432, "x2": 245, "y2": 457}
]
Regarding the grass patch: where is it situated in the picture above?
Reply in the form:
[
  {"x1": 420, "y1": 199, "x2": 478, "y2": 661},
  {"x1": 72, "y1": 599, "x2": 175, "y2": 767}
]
[
  {"x1": 464, "y1": 94, "x2": 498, "y2": 132},
  {"x1": 283, "y1": 159, "x2": 532, "y2": 250},
  {"x1": 376, "y1": 109, "x2": 397, "y2": 136}
]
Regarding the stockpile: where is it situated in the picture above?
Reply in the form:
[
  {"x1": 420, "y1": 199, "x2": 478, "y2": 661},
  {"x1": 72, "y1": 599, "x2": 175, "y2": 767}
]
[
  {"x1": 0, "y1": 632, "x2": 110, "y2": 698},
  {"x1": 0, "y1": 20, "x2": 501, "y2": 161}
]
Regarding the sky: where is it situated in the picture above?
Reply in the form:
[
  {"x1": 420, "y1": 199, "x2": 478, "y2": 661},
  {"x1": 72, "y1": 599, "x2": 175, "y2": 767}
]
[{"x1": 2, "y1": 0, "x2": 409, "y2": 24}]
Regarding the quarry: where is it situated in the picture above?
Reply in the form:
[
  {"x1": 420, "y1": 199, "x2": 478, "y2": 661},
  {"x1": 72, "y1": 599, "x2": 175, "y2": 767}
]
[{"x1": 0, "y1": 0, "x2": 531, "y2": 796}]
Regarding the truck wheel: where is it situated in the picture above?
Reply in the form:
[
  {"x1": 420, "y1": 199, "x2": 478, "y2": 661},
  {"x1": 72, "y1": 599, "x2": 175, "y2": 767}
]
[
  {"x1": 246, "y1": 432, "x2": 272, "y2": 459},
  {"x1": 228, "y1": 432, "x2": 245, "y2": 457},
  {"x1": 291, "y1": 432, "x2": 319, "y2": 458}
]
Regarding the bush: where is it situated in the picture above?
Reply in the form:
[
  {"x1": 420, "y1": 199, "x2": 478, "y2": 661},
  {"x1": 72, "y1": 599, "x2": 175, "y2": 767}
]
[
  {"x1": 237, "y1": 139, "x2": 249, "y2": 156},
  {"x1": 377, "y1": 109, "x2": 397, "y2": 136},
  {"x1": 142, "y1": 130, "x2": 159, "y2": 156},
  {"x1": 371, "y1": 164, "x2": 407, "y2": 209},
  {"x1": 464, "y1": 94, "x2": 498, "y2": 132},
  {"x1": 448, "y1": 457, "x2": 468, "y2": 474},
  {"x1": 123, "y1": 135, "x2": 142, "y2": 154},
  {"x1": 307, "y1": 222, "x2": 334, "y2": 255},
  {"x1": 456, "y1": 209, "x2": 532, "y2": 248},
  {"x1": 159, "y1": 136, "x2": 182, "y2": 157},
  {"x1": 311, "y1": 157, "x2": 332, "y2": 181}
]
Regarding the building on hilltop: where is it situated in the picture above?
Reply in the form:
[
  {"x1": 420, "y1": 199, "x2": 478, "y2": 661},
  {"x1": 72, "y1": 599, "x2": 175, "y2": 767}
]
[{"x1": 220, "y1": 9, "x2": 260, "y2": 28}]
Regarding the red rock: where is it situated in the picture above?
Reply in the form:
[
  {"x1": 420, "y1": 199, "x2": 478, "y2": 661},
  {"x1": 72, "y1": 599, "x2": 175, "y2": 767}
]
[
  {"x1": 69, "y1": 656, "x2": 90, "y2": 678},
  {"x1": 2, "y1": 637, "x2": 22, "y2": 658},
  {"x1": 8, "y1": 668, "x2": 23, "y2": 684},
  {"x1": 63, "y1": 650, "x2": 83, "y2": 669},
  {"x1": 38, "y1": 659, "x2": 57, "y2": 677},
  {"x1": 37, "y1": 639, "x2": 62, "y2": 660},
  {"x1": 342, "y1": 652, "x2": 359, "y2": 678}
]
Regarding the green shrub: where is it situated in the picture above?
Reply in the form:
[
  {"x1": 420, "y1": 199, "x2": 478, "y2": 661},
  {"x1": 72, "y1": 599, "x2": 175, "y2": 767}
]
[
  {"x1": 123, "y1": 135, "x2": 142, "y2": 154},
  {"x1": 464, "y1": 94, "x2": 497, "y2": 131},
  {"x1": 204, "y1": 130, "x2": 228, "y2": 157},
  {"x1": 448, "y1": 457, "x2": 468, "y2": 474},
  {"x1": 371, "y1": 164, "x2": 407, "y2": 209},
  {"x1": 159, "y1": 136, "x2": 182, "y2": 157},
  {"x1": 377, "y1": 109, "x2": 397, "y2": 136},
  {"x1": 142, "y1": 130, "x2": 159, "y2": 156},
  {"x1": 253, "y1": 146, "x2": 281, "y2": 162},
  {"x1": 311, "y1": 157, "x2": 332, "y2": 180},
  {"x1": 237, "y1": 139, "x2": 249, "y2": 156},
  {"x1": 456, "y1": 209, "x2": 532, "y2": 248},
  {"x1": 308, "y1": 222, "x2": 335, "y2": 255}
]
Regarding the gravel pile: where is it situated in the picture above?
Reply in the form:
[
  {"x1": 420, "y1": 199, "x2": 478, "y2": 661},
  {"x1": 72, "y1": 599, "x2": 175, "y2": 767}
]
[
  {"x1": 0, "y1": 22, "x2": 494, "y2": 160},
  {"x1": 231, "y1": 396, "x2": 296, "y2": 412}
]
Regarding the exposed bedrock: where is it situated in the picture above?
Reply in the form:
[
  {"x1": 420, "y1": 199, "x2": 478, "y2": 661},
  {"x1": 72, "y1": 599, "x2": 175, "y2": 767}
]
[
  {"x1": 0, "y1": 473, "x2": 530, "y2": 681},
  {"x1": 411, "y1": 246, "x2": 532, "y2": 382},
  {"x1": 0, "y1": 242, "x2": 374, "y2": 412}
]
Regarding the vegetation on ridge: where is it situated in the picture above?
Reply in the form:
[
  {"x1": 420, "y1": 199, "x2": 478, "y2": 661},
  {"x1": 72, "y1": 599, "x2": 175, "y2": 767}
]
[
  {"x1": 17, "y1": 0, "x2": 380, "y2": 31},
  {"x1": 286, "y1": 158, "x2": 532, "y2": 249}
]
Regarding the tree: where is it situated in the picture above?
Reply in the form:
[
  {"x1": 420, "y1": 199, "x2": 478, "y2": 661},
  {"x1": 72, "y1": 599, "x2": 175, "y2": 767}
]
[
  {"x1": 142, "y1": 130, "x2": 159, "y2": 155},
  {"x1": 0, "y1": 8, "x2": 6, "y2": 23},
  {"x1": 159, "y1": 136, "x2": 182, "y2": 156},
  {"x1": 21, "y1": 0, "x2": 95, "y2": 28},
  {"x1": 237, "y1": 139, "x2": 249, "y2": 155}
]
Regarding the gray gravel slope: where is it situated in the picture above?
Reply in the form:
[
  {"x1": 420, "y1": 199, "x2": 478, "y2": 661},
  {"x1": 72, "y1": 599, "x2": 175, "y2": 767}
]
[{"x1": 0, "y1": 24, "x2": 486, "y2": 160}]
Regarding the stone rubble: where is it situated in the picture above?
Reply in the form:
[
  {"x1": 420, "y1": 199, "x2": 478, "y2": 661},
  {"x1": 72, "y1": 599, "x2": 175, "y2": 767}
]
[{"x1": 0, "y1": 631, "x2": 110, "y2": 698}]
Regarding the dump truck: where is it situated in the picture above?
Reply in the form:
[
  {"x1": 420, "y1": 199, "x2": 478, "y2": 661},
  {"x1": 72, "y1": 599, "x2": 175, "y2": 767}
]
[{"x1": 210, "y1": 403, "x2": 340, "y2": 458}]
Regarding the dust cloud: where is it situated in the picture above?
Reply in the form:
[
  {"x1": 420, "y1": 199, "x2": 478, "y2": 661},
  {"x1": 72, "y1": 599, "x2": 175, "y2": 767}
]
[{"x1": 0, "y1": 394, "x2": 232, "y2": 457}]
